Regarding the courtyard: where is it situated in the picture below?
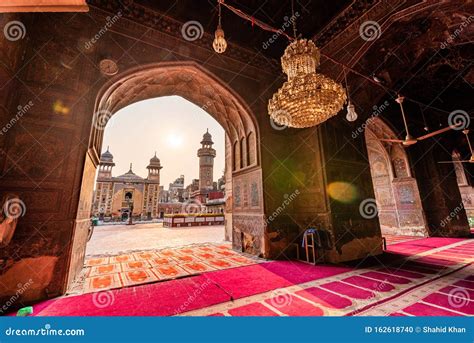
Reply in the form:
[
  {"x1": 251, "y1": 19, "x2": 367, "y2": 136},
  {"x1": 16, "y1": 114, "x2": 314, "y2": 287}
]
[{"x1": 85, "y1": 223, "x2": 226, "y2": 256}]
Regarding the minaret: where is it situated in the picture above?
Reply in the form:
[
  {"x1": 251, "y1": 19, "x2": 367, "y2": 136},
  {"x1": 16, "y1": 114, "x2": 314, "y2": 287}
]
[
  {"x1": 98, "y1": 146, "x2": 115, "y2": 178},
  {"x1": 197, "y1": 129, "x2": 216, "y2": 190},
  {"x1": 147, "y1": 152, "x2": 162, "y2": 183}
]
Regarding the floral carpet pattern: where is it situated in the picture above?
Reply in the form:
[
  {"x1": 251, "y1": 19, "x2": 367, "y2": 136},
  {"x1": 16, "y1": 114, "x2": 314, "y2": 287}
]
[{"x1": 78, "y1": 243, "x2": 259, "y2": 294}]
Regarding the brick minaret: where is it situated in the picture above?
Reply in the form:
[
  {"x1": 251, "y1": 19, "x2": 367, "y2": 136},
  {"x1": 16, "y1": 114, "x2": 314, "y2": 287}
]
[{"x1": 197, "y1": 129, "x2": 216, "y2": 190}]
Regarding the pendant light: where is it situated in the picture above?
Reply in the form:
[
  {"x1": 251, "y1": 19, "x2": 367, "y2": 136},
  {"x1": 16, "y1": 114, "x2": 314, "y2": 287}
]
[
  {"x1": 344, "y1": 67, "x2": 358, "y2": 122},
  {"x1": 213, "y1": 0, "x2": 227, "y2": 54}
]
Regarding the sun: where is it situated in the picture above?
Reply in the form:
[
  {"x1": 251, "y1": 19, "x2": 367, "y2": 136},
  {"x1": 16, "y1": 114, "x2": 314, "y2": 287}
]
[{"x1": 166, "y1": 133, "x2": 183, "y2": 148}]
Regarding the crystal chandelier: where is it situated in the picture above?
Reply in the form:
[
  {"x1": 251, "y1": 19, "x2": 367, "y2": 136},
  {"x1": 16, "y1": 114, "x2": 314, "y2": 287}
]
[{"x1": 268, "y1": 39, "x2": 347, "y2": 128}]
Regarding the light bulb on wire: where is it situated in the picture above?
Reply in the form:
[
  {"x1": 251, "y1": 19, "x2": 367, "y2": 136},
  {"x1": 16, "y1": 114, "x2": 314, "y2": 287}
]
[
  {"x1": 343, "y1": 68, "x2": 357, "y2": 122},
  {"x1": 213, "y1": 1, "x2": 227, "y2": 54},
  {"x1": 346, "y1": 101, "x2": 358, "y2": 122}
]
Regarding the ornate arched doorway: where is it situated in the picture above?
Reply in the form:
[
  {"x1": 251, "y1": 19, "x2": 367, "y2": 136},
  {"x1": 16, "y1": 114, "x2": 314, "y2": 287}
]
[
  {"x1": 68, "y1": 62, "x2": 265, "y2": 287},
  {"x1": 365, "y1": 118, "x2": 428, "y2": 237}
]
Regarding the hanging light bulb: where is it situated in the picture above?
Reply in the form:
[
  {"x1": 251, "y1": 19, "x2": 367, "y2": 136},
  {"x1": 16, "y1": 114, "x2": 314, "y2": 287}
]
[
  {"x1": 213, "y1": 1, "x2": 227, "y2": 54},
  {"x1": 346, "y1": 101, "x2": 358, "y2": 122},
  {"x1": 343, "y1": 67, "x2": 357, "y2": 122}
]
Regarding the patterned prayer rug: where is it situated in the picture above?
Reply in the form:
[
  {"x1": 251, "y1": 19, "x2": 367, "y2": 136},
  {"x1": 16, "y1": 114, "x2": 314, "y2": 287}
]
[{"x1": 78, "y1": 243, "x2": 259, "y2": 294}]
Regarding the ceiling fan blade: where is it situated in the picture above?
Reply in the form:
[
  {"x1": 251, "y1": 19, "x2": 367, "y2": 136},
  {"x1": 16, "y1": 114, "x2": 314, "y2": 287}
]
[
  {"x1": 380, "y1": 139, "x2": 405, "y2": 143},
  {"x1": 416, "y1": 124, "x2": 462, "y2": 141}
]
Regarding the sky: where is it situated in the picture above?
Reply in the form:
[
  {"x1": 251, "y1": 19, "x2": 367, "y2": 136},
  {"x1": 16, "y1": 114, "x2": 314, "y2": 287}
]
[{"x1": 100, "y1": 96, "x2": 225, "y2": 187}]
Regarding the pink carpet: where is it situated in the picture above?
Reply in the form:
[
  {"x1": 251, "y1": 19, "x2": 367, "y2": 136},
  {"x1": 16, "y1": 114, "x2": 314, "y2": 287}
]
[
  {"x1": 264, "y1": 295, "x2": 324, "y2": 316},
  {"x1": 35, "y1": 261, "x2": 350, "y2": 316},
  {"x1": 423, "y1": 293, "x2": 474, "y2": 315},
  {"x1": 403, "y1": 302, "x2": 460, "y2": 316},
  {"x1": 227, "y1": 303, "x2": 279, "y2": 316},
  {"x1": 387, "y1": 238, "x2": 463, "y2": 256},
  {"x1": 360, "y1": 271, "x2": 411, "y2": 284},
  {"x1": 320, "y1": 281, "x2": 374, "y2": 299},
  {"x1": 341, "y1": 275, "x2": 395, "y2": 292},
  {"x1": 37, "y1": 275, "x2": 230, "y2": 316},
  {"x1": 204, "y1": 260, "x2": 352, "y2": 300},
  {"x1": 295, "y1": 287, "x2": 352, "y2": 309}
]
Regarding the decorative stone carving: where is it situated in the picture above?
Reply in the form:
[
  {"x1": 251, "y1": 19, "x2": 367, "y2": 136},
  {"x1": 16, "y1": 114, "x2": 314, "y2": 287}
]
[{"x1": 99, "y1": 59, "x2": 119, "y2": 76}]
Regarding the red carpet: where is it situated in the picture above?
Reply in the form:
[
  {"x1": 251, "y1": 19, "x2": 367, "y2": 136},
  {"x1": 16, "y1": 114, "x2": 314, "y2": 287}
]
[
  {"x1": 360, "y1": 271, "x2": 411, "y2": 284},
  {"x1": 35, "y1": 261, "x2": 350, "y2": 316},
  {"x1": 37, "y1": 275, "x2": 230, "y2": 316},
  {"x1": 403, "y1": 302, "x2": 460, "y2": 316},
  {"x1": 387, "y1": 238, "x2": 463, "y2": 256},
  {"x1": 227, "y1": 303, "x2": 279, "y2": 316},
  {"x1": 423, "y1": 293, "x2": 474, "y2": 315},
  {"x1": 30, "y1": 237, "x2": 472, "y2": 317},
  {"x1": 204, "y1": 260, "x2": 352, "y2": 300},
  {"x1": 264, "y1": 295, "x2": 324, "y2": 316},
  {"x1": 320, "y1": 281, "x2": 374, "y2": 299},
  {"x1": 295, "y1": 287, "x2": 352, "y2": 309}
]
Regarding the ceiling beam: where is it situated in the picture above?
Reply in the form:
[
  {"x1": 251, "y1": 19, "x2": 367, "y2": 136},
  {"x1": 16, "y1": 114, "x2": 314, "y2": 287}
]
[{"x1": 0, "y1": 0, "x2": 88, "y2": 12}]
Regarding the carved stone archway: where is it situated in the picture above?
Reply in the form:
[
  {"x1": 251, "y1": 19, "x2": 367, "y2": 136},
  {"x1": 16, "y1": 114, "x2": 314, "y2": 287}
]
[
  {"x1": 68, "y1": 62, "x2": 266, "y2": 287},
  {"x1": 365, "y1": 117, "x2": 428, "y2": 237}
]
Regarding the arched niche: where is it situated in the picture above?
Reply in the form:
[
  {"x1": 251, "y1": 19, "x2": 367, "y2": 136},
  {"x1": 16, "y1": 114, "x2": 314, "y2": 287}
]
[{"x1": 365, "y1": 117, "x2": 428, "y2": 237}]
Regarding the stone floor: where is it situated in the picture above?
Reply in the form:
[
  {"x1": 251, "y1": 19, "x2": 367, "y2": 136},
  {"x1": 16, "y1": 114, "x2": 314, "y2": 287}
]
[{"x1": 85, "y1": 223, "x2": 226, "y2": 256}]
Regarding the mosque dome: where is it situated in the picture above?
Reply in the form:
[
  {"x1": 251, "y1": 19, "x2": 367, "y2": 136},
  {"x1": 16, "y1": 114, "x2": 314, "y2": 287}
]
[
  {"x1": 99, "y1": 147, "x2": 114, "y2": 164},
  {"x1": 201, "y1": 129, "x2": 213, "y2": 144}
]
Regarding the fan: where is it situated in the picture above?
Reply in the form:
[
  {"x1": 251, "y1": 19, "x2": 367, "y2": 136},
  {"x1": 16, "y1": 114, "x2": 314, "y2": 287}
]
[
  {"x1": 438, "y1": 129, "x2": 474, "y2": 164},
  {"x1": 380, "y1": 95, "x2": 462, "y2": 147}
]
